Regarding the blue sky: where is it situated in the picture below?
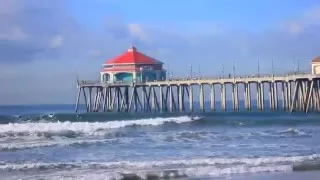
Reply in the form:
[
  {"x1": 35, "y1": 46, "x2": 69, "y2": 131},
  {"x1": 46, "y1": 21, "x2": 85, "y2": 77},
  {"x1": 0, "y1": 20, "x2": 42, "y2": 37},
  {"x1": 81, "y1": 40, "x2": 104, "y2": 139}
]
[
  {"x1": 68, "y1": 0, "x2": 318, "y2": 30},
  {"x1": 0, "y1": 0, "x2": 320, "y2": 104}
]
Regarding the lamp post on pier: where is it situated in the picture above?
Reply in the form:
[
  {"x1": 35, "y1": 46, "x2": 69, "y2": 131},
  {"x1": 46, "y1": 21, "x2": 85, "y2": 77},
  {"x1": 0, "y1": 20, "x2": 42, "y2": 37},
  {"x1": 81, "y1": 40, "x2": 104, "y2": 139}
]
[
  {"x1": 271, "y1": 58, "x2": 274, "y2": 77},
  {"x1": 232, "y1": 60, "x2": 236, "y2": 78},
  {"x1": 293, "y1": 57, "x2": 298, "y2": 74},
  {"x1": 167, "y1": 64, "x2": 170, "y2": 80},
  {"x1": 221, "y1": 64, "x2": 225, "y2": 78},
  {"x1": 189, "y1": 64, "x2": 193, "y2": 79},
  {"x1": 198, "y1": 64, "x2": 201, "y2": 80},
  {"x1": 257, "y1": 59, "x2": 260, "y2": 77}
]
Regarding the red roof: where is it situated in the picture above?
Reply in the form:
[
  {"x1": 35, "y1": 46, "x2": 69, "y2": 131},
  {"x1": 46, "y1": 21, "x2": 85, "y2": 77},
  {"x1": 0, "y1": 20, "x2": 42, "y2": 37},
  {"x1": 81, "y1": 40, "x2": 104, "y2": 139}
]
[
  {"x1": 312, "y1": 56, "x2": 320, "y2": 63},
  {"x1": 101, "y1": 68, "x2": 139, "y2": 72},
  {"x1": 104, "y1": 46, "x2": 163, "y2": 65}
]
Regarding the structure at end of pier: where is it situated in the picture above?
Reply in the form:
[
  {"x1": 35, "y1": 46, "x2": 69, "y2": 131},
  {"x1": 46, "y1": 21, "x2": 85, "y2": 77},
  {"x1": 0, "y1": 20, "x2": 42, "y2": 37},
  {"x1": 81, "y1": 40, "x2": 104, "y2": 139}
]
[
  {"x1": 100, "y1": 46, "x2": 166, "y2": 83},
  {"x1": 75, "y1": 46, "x2": 320, "y2": 114}
]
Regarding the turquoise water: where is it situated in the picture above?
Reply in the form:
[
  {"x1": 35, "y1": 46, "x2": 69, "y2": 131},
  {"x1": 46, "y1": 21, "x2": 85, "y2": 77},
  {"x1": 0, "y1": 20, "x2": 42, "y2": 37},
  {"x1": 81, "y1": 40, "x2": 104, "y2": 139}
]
[{"x1": 0, "y1": 103, "x2": 320, "y2": 179}]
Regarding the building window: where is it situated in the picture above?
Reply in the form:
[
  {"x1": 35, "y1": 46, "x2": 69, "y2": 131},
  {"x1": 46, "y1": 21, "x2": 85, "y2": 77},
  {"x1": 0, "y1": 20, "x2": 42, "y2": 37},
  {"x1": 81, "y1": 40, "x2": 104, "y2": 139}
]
[{"x1": 104, "y1": 65, "x2": 113, "y2": 68}]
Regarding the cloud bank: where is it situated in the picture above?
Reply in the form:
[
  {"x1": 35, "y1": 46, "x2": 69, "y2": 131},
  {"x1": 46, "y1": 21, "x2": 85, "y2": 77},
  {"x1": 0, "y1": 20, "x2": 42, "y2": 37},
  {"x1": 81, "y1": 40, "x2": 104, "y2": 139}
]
[{"x1": 0, "y1": 0, "x2": 319, "y2": 104}]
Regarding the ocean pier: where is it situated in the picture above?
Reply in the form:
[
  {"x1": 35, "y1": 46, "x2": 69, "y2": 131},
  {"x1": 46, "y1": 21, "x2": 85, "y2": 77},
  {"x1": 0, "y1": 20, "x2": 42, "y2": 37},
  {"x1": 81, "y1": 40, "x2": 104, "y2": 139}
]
[
  {"x1": 75, "y1": 46, "x2": 320, "y2": 113},
  {"x1": 75, "y1": 73, "x2": 320, "y2": 113}
]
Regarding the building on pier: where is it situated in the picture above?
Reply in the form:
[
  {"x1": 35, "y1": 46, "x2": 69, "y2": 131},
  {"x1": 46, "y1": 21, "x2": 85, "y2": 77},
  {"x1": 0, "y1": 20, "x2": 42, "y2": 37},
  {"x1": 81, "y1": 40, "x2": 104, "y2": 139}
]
[
  {"x1": 311, "y1": 56, "x2": 320, "y2": 74},
  {"x1": 100, "y1": 46, "x2": 166, "y2": 83}
]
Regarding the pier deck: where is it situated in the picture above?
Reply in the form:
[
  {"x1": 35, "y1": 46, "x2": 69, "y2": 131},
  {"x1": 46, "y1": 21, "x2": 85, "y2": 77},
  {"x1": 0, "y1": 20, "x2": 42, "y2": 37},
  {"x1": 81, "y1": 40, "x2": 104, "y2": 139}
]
[{"x1": 75, "y1": 73, "x2": 320, "y2": 113}]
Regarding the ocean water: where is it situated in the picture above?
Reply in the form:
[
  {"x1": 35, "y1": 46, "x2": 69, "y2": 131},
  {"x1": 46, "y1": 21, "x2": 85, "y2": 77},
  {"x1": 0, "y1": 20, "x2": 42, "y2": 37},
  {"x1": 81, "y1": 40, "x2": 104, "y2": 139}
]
[{"x1": 0, "y1": 103, "x2": 320, "y2": 180}]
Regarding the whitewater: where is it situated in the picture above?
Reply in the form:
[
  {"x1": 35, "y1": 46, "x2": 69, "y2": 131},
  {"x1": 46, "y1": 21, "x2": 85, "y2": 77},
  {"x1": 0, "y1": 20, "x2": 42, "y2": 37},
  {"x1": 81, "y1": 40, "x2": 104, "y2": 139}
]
[{"x1": 1, "y1": 105, "x2": 320, "y2": 179}]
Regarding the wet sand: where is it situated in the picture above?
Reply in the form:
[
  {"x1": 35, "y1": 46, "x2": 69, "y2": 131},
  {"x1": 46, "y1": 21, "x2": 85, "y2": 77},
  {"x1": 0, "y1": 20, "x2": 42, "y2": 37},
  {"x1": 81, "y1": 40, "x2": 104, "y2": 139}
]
[{"x1": 229, "y1": 171, "x2": 320, "y2": 180}]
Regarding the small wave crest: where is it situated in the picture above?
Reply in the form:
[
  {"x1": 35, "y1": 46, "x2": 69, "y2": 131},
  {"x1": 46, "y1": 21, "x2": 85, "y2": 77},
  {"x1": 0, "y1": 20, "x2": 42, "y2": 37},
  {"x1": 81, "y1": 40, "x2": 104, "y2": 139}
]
[
  {"x1": 277, "y1": 128, "x2": 307, "y2": 135},
  {"x1": 161, "y1": 127, "x2": 311, "y2": 144},
  {"x1": 0, "y1": 139, "x2": 113, "y2": 151}
]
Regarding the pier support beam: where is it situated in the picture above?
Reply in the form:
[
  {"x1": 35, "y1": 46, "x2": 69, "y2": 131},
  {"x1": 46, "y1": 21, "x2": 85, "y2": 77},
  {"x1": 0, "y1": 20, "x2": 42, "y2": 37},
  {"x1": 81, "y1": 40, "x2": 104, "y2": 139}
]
[
  {"x1": 256, "y1": 82, "x2": 262, "y2": 111},
  {"x1": 235, "y1": 84, "x2": 239, "y2": 111},
  {"x1": 159, "y1": 86, "x2": 163, "y2": 112},
  {"x1": 274, "y1": 82, "x2": 278, "y2": 110},
  {"x1": 247, "y1": 83, "x2": 252, "y2": 111},
  {"x1": 281, "y1": 82, "x2": 285, "y2": 110},
  {"x1": 75, "y1": 87, "x2": 81, "y2": 113},
  {"x1": 189, "y1": 85, "x2": 194, "y2": 111},
  {"x1": 179, "y1": 85, "x2": 184, "y2": 112},
  {"x1": 290, "y1": 80, "x2": 303, "y2": 112},
  {"x1": 269, "y1": 82, "x2": 273, "y2": 111},
  {"x1": 244, "y1": 83, "x2": 249, "y2": 110},
  {"x1": 260, "y1": 83, "x2": 264, "y2": 111},
  {"x1": 169, "y1": 86, "x2": 173, "y2": 112},
  {"x1": 199, "y1": 84, "x2": 204, "y2": 112},
  {"x1": 210, "y1": 84, "x2": 215, "y2": 111},
  {"x1": 88, "y1": 87, "x2": 92, "y2": 112},
  {"x1": 221, "y1": 83, "x2": 226, "y2": 111},
  {"x1": 232, "y1": 84, "x2": 235, "y2": 110}
]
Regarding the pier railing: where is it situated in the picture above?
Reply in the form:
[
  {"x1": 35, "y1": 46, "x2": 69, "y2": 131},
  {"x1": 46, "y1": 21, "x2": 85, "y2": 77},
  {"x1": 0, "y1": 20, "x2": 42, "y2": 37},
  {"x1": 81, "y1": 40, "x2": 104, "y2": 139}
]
[
  {"x1": 78, "y1": 72, "x2": 316, "y2": 86},
  {"x1": 75, "y1": 72, "x2": 320, "y2": 114}
]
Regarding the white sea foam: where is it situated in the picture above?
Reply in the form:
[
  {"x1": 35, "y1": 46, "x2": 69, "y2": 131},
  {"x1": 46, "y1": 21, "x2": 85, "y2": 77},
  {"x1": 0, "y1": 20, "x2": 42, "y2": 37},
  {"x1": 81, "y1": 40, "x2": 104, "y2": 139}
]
[
  {"x1": 1, "y1": 154, "x2": 319, "y2": 171},
  {"x1": 183, "y1": 165, "x2": 292, "y2": 177},
  {"x1": 6, "y1": 165, "x2": 288, "y2": 180},
  {"x1": 0, "y1": 116, "x2": 194, "y2": 138},
  {"x1": 2, "y1": 154, "x2": 319, "y2": 179}
]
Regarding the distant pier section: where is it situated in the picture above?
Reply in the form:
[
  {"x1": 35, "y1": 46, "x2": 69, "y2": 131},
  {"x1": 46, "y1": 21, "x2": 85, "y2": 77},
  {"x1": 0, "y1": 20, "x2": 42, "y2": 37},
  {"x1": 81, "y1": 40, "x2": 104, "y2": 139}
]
[{"x1": 75, "y1": 47, "x2": 320, "y2": 113}]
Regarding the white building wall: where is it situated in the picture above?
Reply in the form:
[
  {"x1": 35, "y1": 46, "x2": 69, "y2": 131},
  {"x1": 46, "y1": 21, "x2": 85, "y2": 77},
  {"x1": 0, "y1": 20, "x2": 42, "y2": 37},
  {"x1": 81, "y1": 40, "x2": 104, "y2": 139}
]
[
  {"x1": 100, "y1": 72, "x2": 115, "y2": 82},
  {"x1": 312, "y1": 63, "x2": 320, "y2": 74}
]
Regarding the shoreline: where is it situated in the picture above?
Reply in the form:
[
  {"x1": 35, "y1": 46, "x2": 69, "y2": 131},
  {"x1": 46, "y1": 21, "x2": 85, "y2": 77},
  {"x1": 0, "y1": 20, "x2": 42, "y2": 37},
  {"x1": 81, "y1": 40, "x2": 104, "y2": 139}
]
[{"x1": 228, "y1": 171, "x2": 320, "y2": 180}]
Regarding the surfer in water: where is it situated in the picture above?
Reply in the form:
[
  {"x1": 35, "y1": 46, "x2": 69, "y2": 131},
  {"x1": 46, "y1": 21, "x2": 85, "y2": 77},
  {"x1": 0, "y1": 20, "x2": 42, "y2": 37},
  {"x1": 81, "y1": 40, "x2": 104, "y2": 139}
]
[
  {"x1": 187, "y1": 113, "x2": 195, "y2": 120},
  {"x1": 188, "y1": 112, "x2": 202, "y2": 121}
]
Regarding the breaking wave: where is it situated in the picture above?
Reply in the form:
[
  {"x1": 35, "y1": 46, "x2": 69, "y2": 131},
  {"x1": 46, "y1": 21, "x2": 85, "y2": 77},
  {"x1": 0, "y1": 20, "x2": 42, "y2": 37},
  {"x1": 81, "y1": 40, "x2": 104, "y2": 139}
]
[
  {"x1": 0, "y1": 116, "x2": 196, "y2": 138},
  {"x1": 0, "y1": 116, "x2": 201, "y2": 151}
]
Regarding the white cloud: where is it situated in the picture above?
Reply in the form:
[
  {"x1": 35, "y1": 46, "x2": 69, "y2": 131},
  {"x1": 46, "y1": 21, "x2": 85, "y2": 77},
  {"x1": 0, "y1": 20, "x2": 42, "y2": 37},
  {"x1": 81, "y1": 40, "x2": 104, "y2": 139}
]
[
  {"x1": 286, "y1": 22, "x2": 303, "y2": 35},
  {"x1": 0, "y1": 0, "x2": 18, "y2": 15},
  {"x1": 305, "y1": 6, "x2": 320, "y2": 20},
  {"x1": 128, "y1": 23, "x2": 148, "y2": 41},
  {"x1": 50, "y1": 34, "x2": 64, "y2": 48},
  {"x1": 0, "y1": 26, "x2": 27, "y2": 41},
  {"x1": 282, "y1": 6, "x2": 320, "y2": 35},
  {"x1": 88, "y1": 49, "x2": 102, "y2": 57}
]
